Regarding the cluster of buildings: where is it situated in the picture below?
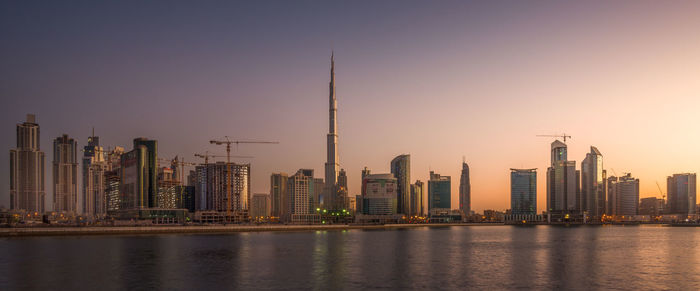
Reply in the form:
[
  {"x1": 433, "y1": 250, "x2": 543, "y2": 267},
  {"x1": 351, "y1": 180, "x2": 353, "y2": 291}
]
[
  {"x1": 507, "y1": 140, "x2": 697, "y2": 224},
  {"x1": 5, "y1": 54, "x2": 698, "y2": 226}
]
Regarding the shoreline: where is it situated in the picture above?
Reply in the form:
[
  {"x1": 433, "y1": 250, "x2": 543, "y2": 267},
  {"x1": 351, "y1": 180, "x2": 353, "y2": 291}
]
[{"x1": 0, "y1": 223, "x2": 496, "y2": 237}]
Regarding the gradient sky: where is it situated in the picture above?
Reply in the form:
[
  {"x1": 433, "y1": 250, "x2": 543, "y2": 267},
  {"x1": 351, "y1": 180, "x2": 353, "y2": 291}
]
[{"x1": 2, "y1": 1, "x2": 700, "y2": 213}]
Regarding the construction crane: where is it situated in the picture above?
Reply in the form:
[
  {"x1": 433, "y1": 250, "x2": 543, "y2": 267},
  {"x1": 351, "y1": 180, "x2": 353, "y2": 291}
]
[
  {"x1": 209, "y1": 136, "x2": 279, "y2": 220},
  {"x1": 194, "y1": 151, "x2": 253, "y2": 164},
  {"x1": 656, "y1": 181, "x2": 666, "y2": 201},
  {"x1": 536, "y1": 133, "x2": 572, "y2": 142}
]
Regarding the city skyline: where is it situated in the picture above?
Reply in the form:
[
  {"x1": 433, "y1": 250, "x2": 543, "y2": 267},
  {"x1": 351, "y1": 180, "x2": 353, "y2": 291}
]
[{"x1": 4, "y1": 1, "x2": 700, "y2": 213}]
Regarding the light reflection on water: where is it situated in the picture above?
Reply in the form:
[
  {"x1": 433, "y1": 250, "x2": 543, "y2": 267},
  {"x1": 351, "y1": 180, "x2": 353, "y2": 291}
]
[{"x1": 1, "y1": 226, "x2": 699, "y2": 290}]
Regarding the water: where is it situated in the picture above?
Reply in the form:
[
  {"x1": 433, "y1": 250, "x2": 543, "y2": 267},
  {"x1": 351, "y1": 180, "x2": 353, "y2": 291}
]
[{"x1": 1, "y1": 225, "x2": 699, "y2": 290}]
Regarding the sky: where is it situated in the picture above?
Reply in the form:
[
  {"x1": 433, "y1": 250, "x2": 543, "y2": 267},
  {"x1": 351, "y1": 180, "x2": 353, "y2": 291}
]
[{"x1": 2, "y1": 1, "x2": 700, "y2": 213}]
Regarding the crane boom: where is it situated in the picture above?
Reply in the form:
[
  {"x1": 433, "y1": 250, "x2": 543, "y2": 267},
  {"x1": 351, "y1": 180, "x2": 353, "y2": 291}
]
[{"x1": 536, "y1": 133, "x2": 572, "y2": 142}]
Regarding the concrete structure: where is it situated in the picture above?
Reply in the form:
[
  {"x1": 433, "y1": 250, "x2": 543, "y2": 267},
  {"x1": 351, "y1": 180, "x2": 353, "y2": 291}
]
[
  {"x1": 411, "y1": 180, "x2": 424, "y2": 216},
  {"x1": 53, "y1": 134, "x2": 78, "y2": 213},
  {"x1": 546, "y1": 140, "x2": 579, "y2": 219},
  {"x1": 667, "y1": 173, "x2": 697, "y2": 216},
  {"x1": 193, "y1": 162, "x2": 251, "y2": 213},
  {"x1": 428, "y1": 171, "x2": 451, "y2": 212},
  {"x1": 251, "y1": 193, "x2": 271, "y2": 219},
  {"x1": 361, "y1": 173, "x2": 398, "y2": 215},
  {"x1": 287, "y1": 169, "x2": 316, "y2": 222},
  {"x1": 10, "y1": 114, "x2": 45, "y2": 213},
  {"x1": 459, "y1": 161, "x2": 471, "y2": 217},
  {"x1": 324, "y1": 53, "x2": 341, "y2": 210},
  {"x1": 390, "y1": 154, "x2": 411, "y2": 215},
  {"x1": 510, "y1": 168, "x2": 537, "y2": 215},
  {"x1": 82, "y1": 131, "x2": 107, "y2": 217},
  {"x1": 581, "y1": 146, "x2": 606, "y2": 220},
  {"x1": 270, "y1": 173, "x2": 288, "y2": 218},
  {"x1": 607, "y1": 173, "x2": 640, "y2": 216}
]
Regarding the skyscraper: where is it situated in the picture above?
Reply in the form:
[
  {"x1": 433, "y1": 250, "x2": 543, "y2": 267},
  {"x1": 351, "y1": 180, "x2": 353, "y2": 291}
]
[
  {"x1": 607, "y1": 173, "x2": 639, "y2": 216},
  {"x1": 10, "y1": 114, "x2": 45, "y2": 213},
  {"x1": 53, "y1": 134, "x2": 78, "y2": 213},
  {"x1": 270, "y1": 172, "x2": 288, "y2": 218},
  {"x1": 411, "y1": 180, "x2": 424, "y2": 216},
  {"x1": 104, "y1": 147, "x2": 124, "y2": 212},
  {"x1": 510, "y1": 168, "x2": 537, "y2": 215},
  {"x1": 459, "y1": 160, "x2": 471, "y2": 216},
  {"x1": 428, "y1": 171, "x2": 451, "y2": 212},
  {"x1": 546, "y1": 140, "x2": 579, "y2": 218},
  {"x1": 133, "y1": 138, "x2": 158, "y2": 208},
  {"x1": 667, "y1": 173, "x2": 697, "y2": 216},
  {"x1": 324, "y1": 52, "x2": 340, "y2": 210},
  {"x1": 390, "y1": 154, "x2": 411, "y2": 215},
  {"x1": 251, "y1": 193, "x2": 271, "y2": 219},
  {"x1": 83, "y1": 131, "x2": 107, "y2": 217},
  {"x1": 581, "y1": 146, "x2": 605, "y2": 219},
  {"x1": 287, "y1": 169, "x2": 315, "y2": 221}
]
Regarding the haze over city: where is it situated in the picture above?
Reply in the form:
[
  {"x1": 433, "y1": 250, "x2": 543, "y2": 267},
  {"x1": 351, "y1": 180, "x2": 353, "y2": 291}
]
[{"x1": 3, "y1": 1, "x2": 700, "y2": 213}]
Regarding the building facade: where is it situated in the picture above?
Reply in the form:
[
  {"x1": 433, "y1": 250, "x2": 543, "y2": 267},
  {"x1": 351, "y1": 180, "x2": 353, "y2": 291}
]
[
  {"x1": 667, "y1": 173, "x2": 697, "y2": 215},
  {"x1": 53, "y1": 134, "x2": 78, "y2": 213},
  {"x1": 546, "y1": 140, "x2": 579, "y2": 217},
  {"x1": 581, "y1": 146, "x2": 606, "y2": 219},
  {"x1": 251, "y1": 193, "x2": 271, "y2": 218},
  {"x1": 193, "y1": 162, "x2": 251, "y2": 213},
  {"x1": 459, "y1": 161, "x2": 471, "y2": 216},
  {"x1": 82, "y1": 132, "x2": 107, "y2": 217},
  {"x1": 411, "y1": 180, "x2": 424, "y2": 216},
  {"x1": 10, "y1": 114, "x2": 45, "y2": 213},
  {"x1": 270, "y1": 173, "x2": 288, "y2": 218},
  {"x1": 361, "y1": 173, "x2": 398, "y2": 215},
  {"x1": 287, "y1": 169, "x2": 315, "y2": 220},
  {"x1": 510, "y1": 168, "x2": 537, "y2": 215},
  {"x1": 390, "y1": 154, "x2": 411, "y2": 215},
  {"x1": 428, "y1": 171, "x2": 451, "y2": 211},
  {"x1": 607, "y1": 173, "x2": 640, "y2": 216}
]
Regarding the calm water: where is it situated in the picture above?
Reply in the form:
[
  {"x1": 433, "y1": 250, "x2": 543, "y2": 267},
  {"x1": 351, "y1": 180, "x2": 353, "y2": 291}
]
[{"x1": 1, "y1": 225, "x2": 699, "y2": 290}]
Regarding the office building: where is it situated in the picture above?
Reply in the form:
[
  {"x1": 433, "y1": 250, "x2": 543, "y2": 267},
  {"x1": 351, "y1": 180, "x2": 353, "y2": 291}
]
[
  {"x1": 411, "y1": 180, "x2": 424, "y2": 216},
  {"x1": 459, "y1": 160, "x2": 471, "y2": 216},
  {"x1": 510, "y1": 168, "x2": 537, "y2": 215},
  {"x1": 581, "y1": 146, "x2": 606, "y2": 219},
  {"x1": 428, "y1": 171, "x2": 451, "y2": 211},
  {"x1": 361, "y1": 173, "x2": 398, "y2": 215},
  {"x1": 10, "y1": 114, "x2": 46, "y2": 213},
  {"x1": 53, "y1": 134, "x2": 78, "y2": 213},
  {"x1": 82, "y1": 131, "x2": 107, "y2": 217},
  {"x1": 546, "y1": 140, "x2": 579, "y2": 216},
  {"x1": 287, "y1": 169, "x2": 316, "y2": 221},
  {"x1": 607, "y1": 173, "x2": 640, "y2": 216},
  {"x1": 133, "y1": 138, "x2": 158, "y2": 208},
  {"x1": 390, "y1": 154, "x2": 411, "y2": 215},
  {"x1": 270, "y1": 173, "x2": 288, "y2": 218},
  {"x1": 667, "y1": 173, "x2": 697, "y2": 215},
  {"x1": 251, "y1": 193, "x2": 271, "y2": 218}
]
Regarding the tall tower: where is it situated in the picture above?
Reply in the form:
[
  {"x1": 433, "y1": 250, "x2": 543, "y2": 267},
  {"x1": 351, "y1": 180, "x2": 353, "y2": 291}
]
[
  {"x1": 325, "y1": 52, "x2": 340, "y2": 209},
  {"x1": 10, "y1": 114, "x2": 46, "y2": 213},
  {"x1": 53, "y1": 134, "x2": 78, "y2": 213},
  {"x1": 391, "y1": 154, "x2": 411, "y2": 215},
  {"x1": 459, "y1": 160, "x2": 471, "y2": 216}
]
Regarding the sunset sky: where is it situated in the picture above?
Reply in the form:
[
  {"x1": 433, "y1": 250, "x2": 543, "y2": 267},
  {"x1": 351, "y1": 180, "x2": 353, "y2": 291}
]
[{"x1": 2, "y1": 1, "x2": 700, "y2": 212}]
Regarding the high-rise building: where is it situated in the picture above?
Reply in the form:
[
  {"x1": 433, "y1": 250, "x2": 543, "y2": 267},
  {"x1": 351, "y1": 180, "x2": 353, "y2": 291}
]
[
  {"x1": 667, "y1": 173, "x2": 697, "y2": 215},
  {"x1": 361, "y1": 167, "x2": 371, "y2": 180},
  {"x1": 510, "y1": 168, "x2": 537, "y2": 215},
  {"x1": 428, "y1": 171, "x2": 451, "y2": 212},
  {"x1": 337, "y1": 168, "x2": 348, "y2": 210},
  {"x1": 411, "y1": 180, "x2": 424, "y2": 216},
  {"x1": 324, "y1": 52, "x2": 341, "y2": 210},
  {"x1": 10, "y1": 114, "x2": 46, "y2": 213},
  {"x1": 390, "y1": 154, "x2": 411, "y2": 215},
  {"x1": 639, "y1": 197, "x2": 665, "y2": 216},
  {"x1": 270, "y1": 173, "x2": 288, "y2": 218},
  {"x1": 546, "y1": 140, "x2": 579, "y2": 216},
  {"x1": 104, "y1": 147, "x2": 124, "y2": 212},
  {"x1": 361, "y1": 174, "x2": 398, "y2": 215},
  {"x1": 287, "y1": 169, "x2": 315, "y2": 220},
  {"x1": 132, "y1": 138, "x2": 158, "y2": 208},
  {"x1": 251, "y1": 193, "x2": 271, "y2": 218},
  {"x1": 459, "y1": 161, "x2": 471, "y2": 216},
  {"x1": 193, "y1": 162, "x2": 251, "y2": 212},
  {"x1": 157, "y1": 166, "x2": 178, "y2": 209},
  {"x1": 82, "y1": 131, "x2": 108, "y2": 217},
  {"x1": 313, "y1": 178, "x2": 324, "y2": 209},
  {"x1": 581, "y1": 146, "x2": 605, "y2": 219},
  {"x1": 607, "y1": 173, "x2": 639, "y2": 216},
  {"x1": 53, "y1": 134, "x2": 78, "y2": 213}
]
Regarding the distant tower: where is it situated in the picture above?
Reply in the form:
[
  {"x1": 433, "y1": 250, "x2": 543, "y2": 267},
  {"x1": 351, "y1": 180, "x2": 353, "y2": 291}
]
[
  {"x1": 83, "y1": 129, "x2": 108, "y2": 217},
  {"x1": 546, "y1": 140, "x2": 578, "y2": 219},
  {"x1": 390, "y1": 154, "x2": 411, "y2": 215},
  {"x1": 510, "y1": 168, "x2": 537, "y2": 215},
  {"x1": 53, "y1": 134, "x2": 78, "y2": 213},
  {"x1": 324, "y1": 52, "x2": 340, "y2": 209},
  {"x1": 459, "y1": 160, "x2": 471, "y2": 216},
  {"x1": 581, "y1": 146, "x2": 605, "y2": 220},
  {"x1": 10, "y1": 114, "x2": 46, "y2": 213}
]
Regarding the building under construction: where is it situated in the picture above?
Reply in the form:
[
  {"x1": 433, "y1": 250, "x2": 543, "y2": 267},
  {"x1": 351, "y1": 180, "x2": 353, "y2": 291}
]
[{"x1": 194, "y1": 162, "x2": 251, "y2": 221}]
